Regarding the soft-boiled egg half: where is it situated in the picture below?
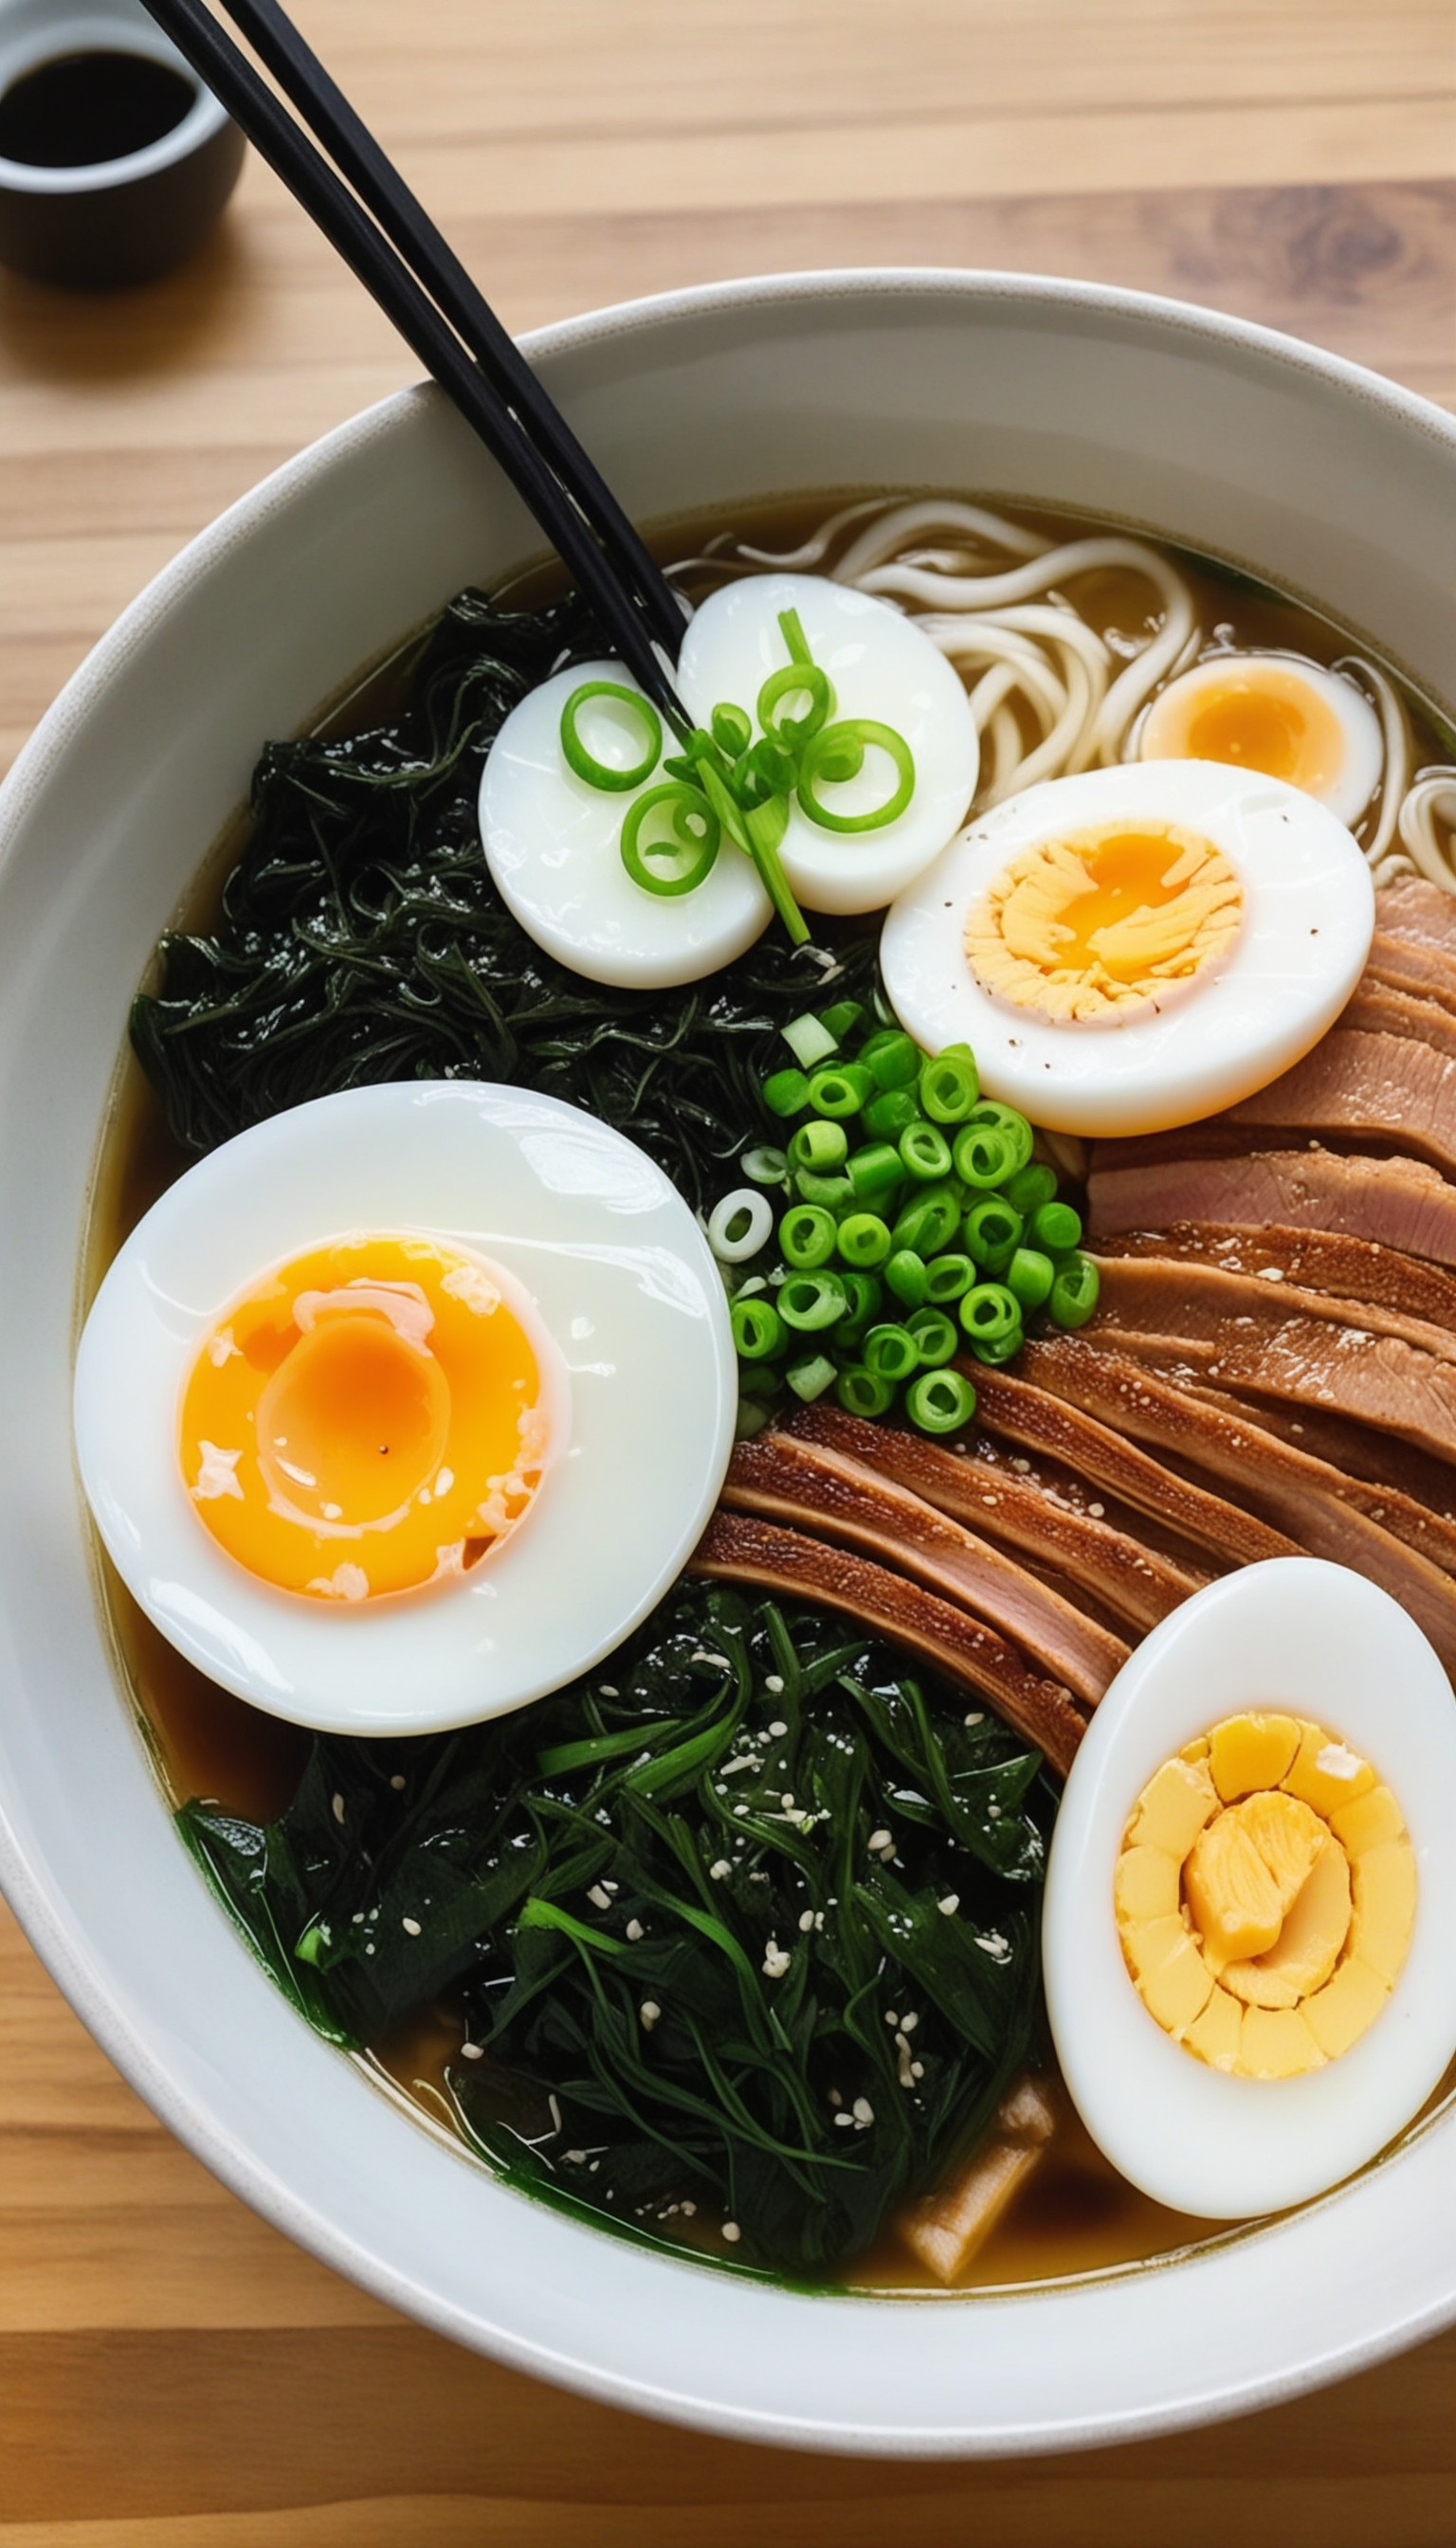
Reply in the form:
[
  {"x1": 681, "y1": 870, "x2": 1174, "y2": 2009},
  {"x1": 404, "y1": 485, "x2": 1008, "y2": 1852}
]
[
  {"x1": 1138, "y1": 652, "x2": 1384, "y2": 827},
  {"x1": 880, "y1": 759, "x2": 1374, "y2": 1138},
  {"x1": 1045, "y1": 1560, "x2": 1456, "y2": 2218},
  {"x1": 74, "y1": 1081, "x2": 736, "y2": 1735},
  {"x1": 479, "y1": 575, "x2": 979, "y2": 985}
]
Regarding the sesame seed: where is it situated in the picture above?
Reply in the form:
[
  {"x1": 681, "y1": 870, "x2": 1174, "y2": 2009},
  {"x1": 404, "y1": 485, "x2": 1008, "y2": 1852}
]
[
  {"x1": 867, "y1": 1827, "x2": 892, "y2": 1853},
  {"x1": 911, "y1": 2060, "x2": 924, "y2": 2081},
  {"x1": 598, "y1": 1684, "x2": 618, "y2": 1698},
  {"x1": 762, "y1": 1938, "x2": 792, "y2": 1979},
  {"x1": 548, "y1": 2094, "x2": 562, "y2": 2135},
  {"x1": 681, "y1": 2201, "x2": 696, "y2": 2217},
  {"x1": 331, "y1": 1793, "x2": 346, "y2": 1825},
  {"x1": 798, "y1": 1908, "x2": 816, "y2": 1933},
  {"x1": 768, "y1": 1719, "x2": 788, "y2": 1738},
  {"x1": 884, "y1": 2011, "x2": 900, "y2": 2028},
  {"x1": 937, "y1": 1894, "x2": 960, "y2": 1917},
  {"x1": 852, "y1": 2097, "x2": 875, "y2": 2127},
  {"x1": 402, "y1": 1916, "x2": 422, "y2": 1937},
  {"x1": 626, "y1": 1917, "x2": 645, "y2": 1942},
  {"x1": 1087, "y1": 1502, "x2": 1105, "y2": 1519},
  {"x1": 390, "y1": 1774, "x2": 407, "y2": 1792},
  {"x1": 765, "y1": 1675, "x2": 785, "y2": 1694},
  {"x1": 587, "y1": 1884, "x2": 611, "y2": 1910},
  {"x1": 461, "y1": 2040, "x2": 483, "y2": 2062},
  {"x1": 639, "y1": 2000, "x2": 661, "y2": 2030},
  {"x1": 722, "y1": 2221, "x2": 742, "y2": 2243},
  {"x1": 901, "y1": 2011, "x2": 919, "y2": 2031},
  {"x1": 565, "y1": 2147, "x2": 587, "y2": 2164},
  {"x1": 834, "y1": 2112, "x2": 855, "y2": 2128},
  {"x1": 709, "y1": 1859, "x2": 732, "y2": 1881},
  {"x1": 964, "y1": 1711, "x2": 984, "y2": 1727}
]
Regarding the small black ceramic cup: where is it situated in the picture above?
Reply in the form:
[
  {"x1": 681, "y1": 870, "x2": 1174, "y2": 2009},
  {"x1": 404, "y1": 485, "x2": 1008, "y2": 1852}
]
[{"x1": 0, "y1": 0, "x2": 245, "y2": 288}]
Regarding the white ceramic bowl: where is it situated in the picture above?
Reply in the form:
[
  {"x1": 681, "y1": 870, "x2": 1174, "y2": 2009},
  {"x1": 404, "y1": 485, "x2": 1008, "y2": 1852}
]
[{"x1": 3, "y1": 271, "x2": 1456, "y2": 2458}]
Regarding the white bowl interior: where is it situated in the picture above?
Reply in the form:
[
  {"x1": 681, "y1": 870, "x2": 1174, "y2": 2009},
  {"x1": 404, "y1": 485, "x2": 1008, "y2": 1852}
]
[{"x1": 3, "y1": 272, "x2": 1456, "y2": 2454}]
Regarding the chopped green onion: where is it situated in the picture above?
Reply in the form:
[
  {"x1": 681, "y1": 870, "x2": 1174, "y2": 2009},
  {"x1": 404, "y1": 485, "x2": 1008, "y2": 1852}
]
[
  {"x1": 763, "y1": 1067, "x2": 810, "y2": 1119},
  {"x1": 1006, "y1": 1246, "x2": 1055, "y2": 1312},
  {"x1": 706, "y1": 1187, "x2": 773, "y2": 1263},
  {"x1": 960, "y1": 1283, "x2": 1022, "y2": 1349},
  {"x1": 758, "y1": 660, "x2": 835, "y2": 748},
  {"x1": 837, "y1": 1365, "x2": 895, "y2": 1418},
  {"x1": 864, "y1": 1323, "x2": 919, "y2": 1382},
  {"x1": 883, "y1": 1248, "x2": 929, "y2": 1311},
  {"x1": 740, "y1": 1144, "x2": 789, "y2": 1185},
  {"x1": 918, "y1": 1048, "x2": 980, "y2": 1123},
  {"x1": 968, "y1": 1328, "x2": 1024, "y2": 1368},
  {"x1": 837, "y1": 1212, "x2": 893, "y2": 1268},
  {"x1": 835, "y1": 1270, "x2": 883, "y2": 1329},
  {"x1": 846, "y1": 1143, "x2": 904, "y2": 1202},
  {"x1": 1030, "y1": 1199, "x2": 1084, "y2": 1253},
  {"x1": 789, "y1": 1119, "x2": 848, "y2": 1174},
  {"x1": 621, "y1": 782, "x2": 720, "y2": 897},
  {"x1": 796, "y1": 719, "x2": 916, "y2": 833},
  {"x1": 809, "y1": 1062, "x2": 874, "y2": 1118},
  {"x1": 560, "y1": 681, "x2": 663, "y2": 792},
  {"x1": 779, "y1": 1270, "x2": 849, "y2": 1332},
  {"x1": 779, "y1": 1204, "x2": 837, "y2": 1269},
  {"x1": 899, "y1": 1119, "x2": 953, "y2": 1182},
  {"x1": 859, "y1": 1028, "x2": 920, "y2": 1090},
  {"x1": 891, "y1": 1187, "x2": 961, "y2": 1258},
  {"x1": 953, "y1": 1124, "x2": 1016, "y2": 1190},
  {"x1": 793, "y1": 1169, "x2": 855, "y2": 1212},
  {"x1": 786, "y1": 1352, "x2": 838, "y2": 1403},
  {"x1": 922, "y1": 1251, "x2": 974, "y2": 1303},
  {"x1": 819, "y1": 998, "x2": 868, "y2": 1044},
  {"x1": 735, "y1": 1396, "x2": 774, "y2": 1441},
  {"x1": 1002, "y1": 1161, "x2": 1058, "y2": 1217},
  {"x1": 710, "y1": 700, "x2": 753, "y2": 757},
  {"x1": 907, "y1": 1307, "x2": 958, "y2": 1367},
  {"x1": 731, "y1": 1298, "x2": 786, "y2": 1360},
  {"x1": 782, "y1": 1012, "x2": 840, "y2": 1070},
  {"x1": 862, "y1": 1085, "x2": 920, "y2": 1140},
  {"x1": 1049, "y1": 1253, "x2": 1101, "y2": 1330},
  {"x1": 962, "y1": 1101, "x2": 1034, "y2": 1177},
  {"x1": 963, "y1": 1196, "x2": 1024, "y2": 1265},
  {"x1": 905, "y1": 1369, "x2": 977, "y2": 1435}
]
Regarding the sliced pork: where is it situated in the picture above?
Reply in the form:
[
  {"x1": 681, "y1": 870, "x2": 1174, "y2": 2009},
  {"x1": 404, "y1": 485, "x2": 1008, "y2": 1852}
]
[
  {"x1": 1087, "y1": 1147, "x2": 1456, "y2": 1266},
  {"x1": 690, "y1": 1510, "x2": 1087, "y2": 1774},
  {"x1": 1224, "y1": 1031, "x2": 1456, "y2": 1181},
  {"x1": 1096, "y1": 1226, "x2": 1456, "y2": 1333}
]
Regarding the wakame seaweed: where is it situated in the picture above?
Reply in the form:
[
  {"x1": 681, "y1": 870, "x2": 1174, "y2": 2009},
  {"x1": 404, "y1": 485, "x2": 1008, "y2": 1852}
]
[
  {"x1": 130, "y1": 583, "x2": 876, "y2": 1205},
  {"x1": 179, "y1": 1582, "x2": 1049, "y2": 2275}
]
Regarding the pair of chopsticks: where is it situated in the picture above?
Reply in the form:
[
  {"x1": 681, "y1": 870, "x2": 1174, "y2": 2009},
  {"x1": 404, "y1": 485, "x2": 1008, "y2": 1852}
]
[{"x1": 142, "y1": 0, "x2": 691, "y2": 737}]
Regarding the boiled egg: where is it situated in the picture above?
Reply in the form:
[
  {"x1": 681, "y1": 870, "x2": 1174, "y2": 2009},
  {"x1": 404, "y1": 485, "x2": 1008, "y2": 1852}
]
[
  {"x1": 879, "y1": 759, "x2": 1374, "y2": 1138},
  {"x1": 74, "y1": 1081, "x2": 736, "y2": 1736},
  {"x1": 677, "y1": 573, "x2": 980, "y2": 916},
  {"x1": 1044, "y1": 1559, "x2": 1456, "y2": 2218},
  {"x1": 480, "y1": 659, "x2": 773, "y2": 990},
  {"x1": 1138, "y1": 653, "x2": 1383, "y2": 827}
]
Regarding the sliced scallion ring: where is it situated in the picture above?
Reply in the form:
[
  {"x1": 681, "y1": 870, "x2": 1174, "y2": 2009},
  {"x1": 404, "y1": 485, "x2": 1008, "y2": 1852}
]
[
  {"x1": 796, "y1": 719, "x2": 916, "y2": 834},
  {"x1": 621, "y1": 783, "x2": 721, "y2": 899},
  {"x1": 560, "y1": 682, "x2": 664, "y2": 792},
  {"x1": 757, "y1": 660, "x2": 834, "y2": 748}
]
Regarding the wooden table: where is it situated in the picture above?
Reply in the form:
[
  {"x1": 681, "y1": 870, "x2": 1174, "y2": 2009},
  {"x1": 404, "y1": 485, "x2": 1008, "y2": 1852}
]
[{"x1": 2, "y1": 2, "x2": 1455, "y2": 2535}]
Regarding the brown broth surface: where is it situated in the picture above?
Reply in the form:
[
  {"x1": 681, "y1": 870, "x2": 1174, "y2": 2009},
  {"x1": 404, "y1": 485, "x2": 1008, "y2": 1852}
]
[{"x1": 88, "y1": 489, "x2": 1453, "y2": 2293}]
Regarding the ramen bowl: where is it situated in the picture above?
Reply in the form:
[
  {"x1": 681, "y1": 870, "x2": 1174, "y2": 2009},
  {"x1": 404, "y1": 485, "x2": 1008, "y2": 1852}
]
[{"x1": 3, "y1": 272, "x2": 1456, "y2": 2456}]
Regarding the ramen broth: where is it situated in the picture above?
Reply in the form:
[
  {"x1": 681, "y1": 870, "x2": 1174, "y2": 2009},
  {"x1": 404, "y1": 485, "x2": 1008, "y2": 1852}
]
[{"x1": 88, "y1": 491, "x2": 1454, "y2": 2291}]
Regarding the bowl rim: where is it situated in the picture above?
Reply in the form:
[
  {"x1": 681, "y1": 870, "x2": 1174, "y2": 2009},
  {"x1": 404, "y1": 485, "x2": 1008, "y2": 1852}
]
[{"x1": 5, "y1": 264, "x2": 1456, "y2": 2458}]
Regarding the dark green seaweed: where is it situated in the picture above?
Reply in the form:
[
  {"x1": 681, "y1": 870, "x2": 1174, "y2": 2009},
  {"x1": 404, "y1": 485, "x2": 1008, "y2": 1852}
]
[
  {"x1": 130, "y1": 584, "x2": 876, "y2": 1207},
  {"x1": 179, "y1": 1582, "x2": 1048, "y2": 2273}
]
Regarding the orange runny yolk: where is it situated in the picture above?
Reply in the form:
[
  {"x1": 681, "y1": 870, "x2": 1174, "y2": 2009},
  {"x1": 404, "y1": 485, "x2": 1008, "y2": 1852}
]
[
  {"x1": 1143, "y1": 660, "x2": 1347, "y2": 798},
  {"x1": 180, "y1": 1234, "x2": 550, "y2": 1600}
]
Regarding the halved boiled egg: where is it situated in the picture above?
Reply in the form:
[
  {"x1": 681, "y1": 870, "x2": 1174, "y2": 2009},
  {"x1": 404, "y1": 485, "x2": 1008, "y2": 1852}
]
[
  {"x1": 880, "y1": 759, "x2": 1374, "y2": 1137},
  {"x1": 677, "y1": 573, "x2": 980, "y2": 916},
  {"x1": 74, "y1": 1082, "x2": 736, "y2": 1735},
  {"x1": 1044, "y1": 1560, "x2": 1456, "y2": 2218},
  {"x1": 480, "y1": 659, "x2": 773, "y2": 990},
  {"x1": 1138, "y1": 653, "x2": 1384, "y2": 827}
]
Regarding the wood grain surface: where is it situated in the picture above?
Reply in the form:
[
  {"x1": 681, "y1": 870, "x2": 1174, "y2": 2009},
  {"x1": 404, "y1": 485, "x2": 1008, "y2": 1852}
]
[{"x1": 1, "y1": 1, "x2": 1455, "y2": 2536}]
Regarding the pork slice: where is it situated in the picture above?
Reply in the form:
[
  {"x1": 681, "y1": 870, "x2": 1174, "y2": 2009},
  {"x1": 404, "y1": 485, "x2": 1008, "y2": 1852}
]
[
  {"x1": 1375, "y1": 878, "x2": 1456, "y2": 955},
  {"x1": 1086, "y1": 1147, "x2": 1456, "y2": 1267},
  {"x1": 1226, "y1": 1031, "x2": 1456, "y2": 1180},
  {"x1": 1091, "y1": 1252, "x2": 1456, "y2": 1370},
  {"x1": 1094, "y1": 1304, "x2": 1456, "y2": 1467},
  {"x1": 1365, "y1": 938, "x2": 1456, "y2": 1016},
  {"x1": 1021, "y1": 1335, "x2": 1456, "y2": 1676},
  {"x1": 1341, "y1": 979, "x2": 1456, "y2": 1062},
  {"x1": 784, "y1": 1405, "x2": 1206, "y2": 1634},
  {"x1": 689, "y1": 1511, "x2": 1086, "y2": 1775},
  {"x1": 1097, "y1": 1224, "x2": 1456, "y2": 1330},
  {"x1": 725, "y1": 1431, "x2": 1127, "y2": 1704},
  {"x1": 1184, "y1": 1383, "x2": 1456, "y2": 1560},
  {"x1": 965, "y1": 1368, "x2": 1296, "y2": 1568}
]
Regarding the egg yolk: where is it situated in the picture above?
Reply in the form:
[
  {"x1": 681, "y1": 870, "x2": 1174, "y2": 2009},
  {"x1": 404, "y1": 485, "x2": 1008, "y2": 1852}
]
[
  {"x1": 1114, "y1": 1712, "x2": 1415, "y2": 2078},
  {"x1": 964, "y1": 820, "x2": 1243, "y2": 1023},
  {"x1": 1141, "y1": 659, "x2": 1348, "y2": 798},
  {"x1": 180, "y1": 1234, "x2": 551, "y2": 1600}
]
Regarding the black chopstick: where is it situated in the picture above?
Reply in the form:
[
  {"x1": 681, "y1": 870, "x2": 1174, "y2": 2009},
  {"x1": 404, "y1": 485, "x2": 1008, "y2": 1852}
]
[
  {"x1": 216, "y1": 0, "x2": 687, "y2": 666},
  {"x1": 141, "y1": 0, "x2": 691, "y2": 737}
]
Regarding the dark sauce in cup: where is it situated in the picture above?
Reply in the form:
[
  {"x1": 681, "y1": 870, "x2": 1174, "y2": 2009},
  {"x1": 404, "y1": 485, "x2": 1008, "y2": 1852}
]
[{"x1": 0, "y1": 51, "x2": 195, "y2": 170}]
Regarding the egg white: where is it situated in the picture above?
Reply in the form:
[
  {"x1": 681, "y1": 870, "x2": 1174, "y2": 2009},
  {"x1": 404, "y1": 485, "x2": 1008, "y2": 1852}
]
[
  {"x1": 676, "y1": 573, "x2": 980, "y2": 916},
  {"x1": 1044, "y1": 1559, "x2": 1456, "y2": 2219},
  {"x1": 1138, "y1": 653, "x2": 1385, "y2": 828},
  {"x1": 74, "y1": 1082, "x2": 737, "y2": 1736},
  {"x1": 879, "y1": 759, "x2": 1375, "y2": 1138},
  {"x1": 480, "y1": 660, "x2": 773, "y2": 990}
]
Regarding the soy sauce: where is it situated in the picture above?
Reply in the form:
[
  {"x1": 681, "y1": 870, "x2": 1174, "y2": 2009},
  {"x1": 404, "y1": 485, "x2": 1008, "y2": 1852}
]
[{"x1": 0, "y1": 51, "x2": 195, "y2": 170}]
